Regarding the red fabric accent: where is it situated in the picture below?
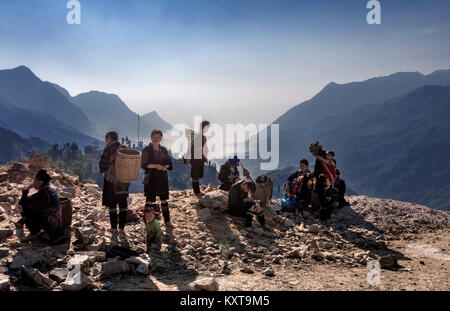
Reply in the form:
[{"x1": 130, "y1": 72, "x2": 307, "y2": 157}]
[{"x1": 318, "y1": 158, "x2": 337, "y2": 183}]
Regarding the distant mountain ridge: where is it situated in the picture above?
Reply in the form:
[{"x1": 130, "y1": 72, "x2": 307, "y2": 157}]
[
  {"x1": 52, "y1": 86, "x2": 173, "y2": 141},
  {"x1": 0, "y1": 66, "x2": 97, "y2": 137},
  {"x1": 243, "y1": 70, "x2": 450, "y2": 211},
  {"x1": 140, "y1": 111, "x2": 172, "y2": 132},
  {"x1": 0, "y1": 97, "x2": 100, "y2": 147}
]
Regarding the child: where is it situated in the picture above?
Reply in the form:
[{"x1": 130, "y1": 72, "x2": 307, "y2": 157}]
[
  {"x1": 326, "y1": 150, "x2": 337, "y2": 166},
  {"x1": 142, "y1": 204, "x2": 163, "y2": 252}
]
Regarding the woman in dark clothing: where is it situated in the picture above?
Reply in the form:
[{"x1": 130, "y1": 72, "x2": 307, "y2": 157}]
[
  {"x1": 189, "y1": 120, "x2": 210, "y2": 196},
  {"x1": 141, "y1": 129, "x2": 173, "y2": 225},
  {"x1": 18, "y1": 169, "x2": 63, "y2": 243},
  {"x1": 99, "y1": 131, "x2": 130, "y2": 236},
  {"x1": 218, "y1": 156, "x2": 241, "y2": 191}
]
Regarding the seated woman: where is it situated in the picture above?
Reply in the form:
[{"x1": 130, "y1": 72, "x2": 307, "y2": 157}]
[
  {"x1": 228, "y1": 171, "x2": 268, "y2": 232},
  {"x1": 218, "y1": 156, "x2": 243, "y2": 191},
  {"x1": 18, "y1": 169, "x2": 63, "y2": 243}
]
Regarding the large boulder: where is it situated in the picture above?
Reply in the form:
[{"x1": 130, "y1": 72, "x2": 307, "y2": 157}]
[
  {"x1": 196, "y1": 208, "x2": 213, "y2": 221},
  {"x1": 205, "y1": 190, "x2": 228, "y2": 206},
  {"x1": 9, "y1": 248, "x2": 45, "y2": 270},
  {"x1": 198, "y1": 197, "x2": 222, "y2": 209}
]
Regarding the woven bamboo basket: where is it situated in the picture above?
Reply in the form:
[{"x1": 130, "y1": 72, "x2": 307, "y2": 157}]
[{"x1": 115, "y1": 149, "x2": 142, "y2": 183}]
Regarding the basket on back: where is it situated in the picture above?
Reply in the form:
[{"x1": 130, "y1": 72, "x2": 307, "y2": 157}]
[{"x1": 115, "y1": 149, "x2": 142, "y2": 183}]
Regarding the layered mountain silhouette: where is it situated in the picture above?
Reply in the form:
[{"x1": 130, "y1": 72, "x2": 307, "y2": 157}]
[
  {"x1": 0, "y1": 66, "x2": 97, "y2": 137},
  {"x1": 52, "y1": 86, "x2": 172, "y2": 141},
  {"x1": 0, "y1": 66, "x2": 171, "y2": 148},
  {"x1": 0, "y1": 97, "x2": 100, "y2": 147}
]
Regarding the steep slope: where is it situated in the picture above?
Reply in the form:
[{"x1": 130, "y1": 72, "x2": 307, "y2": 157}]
[
  {"x1": 274, "y1": 70, "x2": 450, "y2": 134},
  {"x1": 322, "y1": 85, "x2": 450, "y2": 210},
  {"x1": 71, "y1": 91, "x2": 172, "y2": 141},
  {"x1": 0, "y1": 66, "x2": 96, "y2": 136},
  {"x1": 0, "y1": 127, "x2": 50, "y2": 163},
  {"x1": 140, "y1": 111, "x2": 172, "y2": 132}
]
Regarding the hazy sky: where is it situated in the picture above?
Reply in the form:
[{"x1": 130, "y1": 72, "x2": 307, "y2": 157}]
[{"x1": 0, "y1": 0, "x2": 449, "y2": 126}]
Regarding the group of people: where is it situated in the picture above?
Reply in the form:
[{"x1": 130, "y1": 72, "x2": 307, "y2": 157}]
[
  {"x1": 15, "y1": 124, "x2": 348, "y2": 250},
  {"x1": 283, "y1": 142, "x2": 349, "y2": 221},
  {"x1": 99, "y1": 121, "x2": 211, "y2": 252}
]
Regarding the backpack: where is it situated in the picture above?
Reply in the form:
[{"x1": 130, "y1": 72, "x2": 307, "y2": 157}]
[{"x1": 252, "y1": 176, "x2": 273, "y2": 207}]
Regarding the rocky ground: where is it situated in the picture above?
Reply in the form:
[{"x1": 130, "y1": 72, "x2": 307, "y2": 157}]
[{"x1": 0, "y1": 162, "x2": 449, "y2": 291}]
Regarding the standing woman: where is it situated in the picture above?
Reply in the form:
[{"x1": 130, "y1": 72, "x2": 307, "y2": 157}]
[
  {"x1": 99, "y1": 131, "x2": 130, "y2": 236},
  {"x1": 190, "y1": 120, "x2": 210, "y2": 196},
  {"x1": 141, "y1": 129, "x2": 173, "y2": 225}
]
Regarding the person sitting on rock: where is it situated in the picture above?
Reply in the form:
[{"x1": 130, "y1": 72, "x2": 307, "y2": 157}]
[
  {"x1": 228, "y1": 172, "x2": 268, "y2": 232},
  {"x1": 141, "y1": 204, "x2": 163, "y2": 252},
  {"x1": 99, "y1": 131, "x2": 130, "y2": 237},
  {"x1": 218, "y1": 156, "x2": 245, "y2": 191},
  {"x1": 331, "y1": 169, "x2": 349, "y2": 208},
  {"x1": 141, "y1": 129, "x2": 173, "y2": 226},
  {"x1": 17, "y1": 169, "x2": 63, "y2": 243},
  {"x1": 284, "y1": 158, "x2": 312, "y2": 212}
]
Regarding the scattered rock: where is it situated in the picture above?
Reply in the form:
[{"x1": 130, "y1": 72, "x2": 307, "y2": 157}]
[
  {"x1": 0, "y1": 228, "x2": 13, "y2": 241},
  {"x1": 264, "y1": 267, "x2": 275, "y2": 277},
  {"x1": 0, "y1": 202, "x2": 12, "y2": 214},
  {"x1": 67, "y1": 254, "x2": 92, "y2": 274},
  {"x1": 61, "y1": 271, "x2": 90, "y2": 291},
  {"x1": 125, "y1": 256, "x2": 150, "y2": 275},
  {"x1": 49, "y1": 268, "x2": 69, "y2": 283},
  {"x1": 100, "y1": 258, "x2": 130, "y2": 277},
  {"x1": 0, "y1": 274, "x2": 10, "y2": 291},
  {"x1": 75, "y1": 227, "x2": 94, "y2": 245},
  {"x1": 0, "y1": 247, "x2": 9, "y2": 258},
  {"x1": 196, "y1": 208, "x2": 213, "y2": 221},
  {"x1": 21, "y1": 265, "x2": 56, "y2": 289},
  {"x1": 193, "y1": 277, "x2": 219, "y2": 291},
  {"x1": 241, "y1": 266, "x2": 254, "y2": 274},
  {"x1": 9, "y1": 248, "x2": 45, "y2": 270},
  {"x1": 379, "y1": 254, "x2": 398, "y2": 269}
]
